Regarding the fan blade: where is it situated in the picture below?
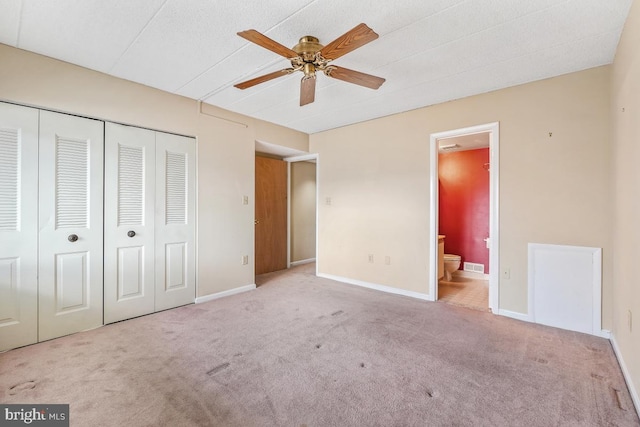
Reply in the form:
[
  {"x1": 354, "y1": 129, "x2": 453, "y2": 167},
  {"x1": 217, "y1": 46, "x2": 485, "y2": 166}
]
[
  {"x1": 237, "y1": 29, "x2": 299, "y2": 59},
  {"x1": 325, "y1": 66, "x2": 385, "y2": 90},
  {"x1": 300, "y1": 76, "x2": 316, "y2": 106},
  {"x1": 319, "y1": 23, "x2": 379, "y2": 61},
  {"x1": 234, "y1": 69, "x2": 293, "y2": 90}
]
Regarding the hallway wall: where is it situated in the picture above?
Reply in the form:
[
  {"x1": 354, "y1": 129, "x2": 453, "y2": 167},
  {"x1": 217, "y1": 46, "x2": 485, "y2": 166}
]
[{"x1": 291, "y1": 161, "x2": 317, "y2": 262}]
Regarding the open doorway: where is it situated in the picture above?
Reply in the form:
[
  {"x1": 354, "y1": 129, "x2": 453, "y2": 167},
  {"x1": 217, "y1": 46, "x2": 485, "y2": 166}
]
[
  {"x1": 429, "y1": 123, "x2": 499, "y2": 312},
  {"x1": 254, "y1": 140, "x2": 319, "y2": 283},
  {"x1": 285, "y1": 153, "x2": 319, "y2": 277}
]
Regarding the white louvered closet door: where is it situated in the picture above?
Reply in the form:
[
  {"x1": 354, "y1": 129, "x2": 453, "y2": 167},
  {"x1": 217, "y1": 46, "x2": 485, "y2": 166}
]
[
  {"x1": 0, "y1": 103, "x2": 39, "y2": 351},
  {"x1": 104, "y1": 123, "x2": 156, "y2": 324},
  {"x1": 155, "y1": 132, "x2": 196, "y2": 311},
  {"x1": 38, "y1": 111, "x2": 104, "y2": 341}
]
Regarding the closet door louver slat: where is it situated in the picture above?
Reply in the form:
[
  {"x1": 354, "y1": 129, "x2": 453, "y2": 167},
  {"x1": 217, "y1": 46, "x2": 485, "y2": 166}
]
[
  {"x1": 0, "y1": 128, "x2": 20, "y2": 231},
  {"x1": 118, "y1": 144, "x2": 144, "y2": 226},
  {"x1": 165, "y1": 151, "x2": 187, "y2": 225},
  {"x1": 55, "y1": 136, "x2": 89, "y2": 229}
]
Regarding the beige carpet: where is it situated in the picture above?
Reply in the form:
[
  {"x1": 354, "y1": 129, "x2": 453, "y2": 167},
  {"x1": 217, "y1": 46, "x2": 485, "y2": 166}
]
[{"x1": 1, "y1": 263, "x2": 638, "y2": 426}]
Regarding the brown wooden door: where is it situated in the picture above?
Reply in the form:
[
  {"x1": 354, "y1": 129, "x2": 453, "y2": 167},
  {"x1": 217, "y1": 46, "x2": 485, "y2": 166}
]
[{"x1": 255, "y1": 156, "x2": 288, "y2": 275}]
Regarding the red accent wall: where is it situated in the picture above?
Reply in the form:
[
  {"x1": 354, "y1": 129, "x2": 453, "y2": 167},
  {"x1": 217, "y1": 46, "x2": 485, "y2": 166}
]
[{"x1": 438, "y1": 148, "x2": 490, "y2": 273}]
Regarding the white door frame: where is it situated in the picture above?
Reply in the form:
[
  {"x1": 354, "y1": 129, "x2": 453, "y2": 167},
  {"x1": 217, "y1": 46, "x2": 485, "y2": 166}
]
[
  {"x1": 284, "y1": 153, "x2": 319, "y2": 277},
  {"x1": 428, "y1": 122, "x2": 500, "y2": 311}
]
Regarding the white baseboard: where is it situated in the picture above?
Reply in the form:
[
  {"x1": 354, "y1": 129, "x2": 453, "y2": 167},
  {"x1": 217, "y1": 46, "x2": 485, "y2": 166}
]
[
  {"x1": 497, "y1": 309, "x2": 613, "y2": 339},
  {"x1": 610, "y1": 333, "x2": 640, "y2": 416},
  {"x1": 195, "y1": 284, "x2": 256, "y2": 304},
  {"x1": 290, "y1": 258, "x2": 316, "y2": 266},
  {"x1": 454, "y1": 270, "x2": 489, "y2": 281},
  {"x1": 497, "y1": 309, "x2": 533, "y2": 323},
  {"x1": 317, "y1": 273, "x2": 430, "y2": 301}
]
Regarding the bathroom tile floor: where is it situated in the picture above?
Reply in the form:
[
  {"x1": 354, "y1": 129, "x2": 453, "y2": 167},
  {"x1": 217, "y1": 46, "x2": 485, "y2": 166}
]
[{"x1": 438, "y1": 274, "x2": 489, "y2": 312}]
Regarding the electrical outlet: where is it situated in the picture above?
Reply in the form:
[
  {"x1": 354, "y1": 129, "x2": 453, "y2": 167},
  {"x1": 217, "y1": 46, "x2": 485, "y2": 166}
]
[
  {"x1": 385, "y1": 256, "x2": 391, "y2": 265},
  {"x1": 326, "y1": 197, "x2": 332, "y2": 206},
  {"x1": 242, "y1": 255, "x2": 249, "y2": 265},
  {"x1": 629, "y1": 310, "x2": 633, "y2": 333},
  {"x1": 368, "y1": 254, "x2": 374, "y2": 263},
  {"x1": 242, "y1": 195, "x2": 249, "y2": 205},
  {"x1": 501, "y1": 268, "x2": 510, "y2": 279}
]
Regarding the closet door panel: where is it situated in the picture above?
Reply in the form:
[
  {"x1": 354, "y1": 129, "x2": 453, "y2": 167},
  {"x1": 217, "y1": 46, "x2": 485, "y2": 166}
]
[
  {"x1": 0, "y1": 102, "x2": 39, "y2": 351},
  {"x1": 38, "y1": 111, "x2": 104, "y2": 341},
  {"x1": 104, "y1": 123, "x2": 156, "y2": 323},
  {"x1": 155, "y1": 132, "x2": 196, "y2": 311}
]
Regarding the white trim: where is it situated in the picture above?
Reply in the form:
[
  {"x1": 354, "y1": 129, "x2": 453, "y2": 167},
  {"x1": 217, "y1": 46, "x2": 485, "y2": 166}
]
[
  {"x1": 284, "y1": 153, "x2": 318, "y2": 162},
  {"x1": 318, "y1": 273, "x2": 430, "y2": 301},
  {"x1": 453, "y1": 270, "x2": 489, "y2": 281},
  {"x1": 489, "y1": 125, "x2": 500, "y2": 311},
  {"x1": 428, "y1": 122, "x2": 500, "y2": 310},
  {"x1": 610, "y1": 333, "x2": 640, "y2": 416},
  {"x1": 194, "y1": 136, "x2": 200, "y2": 302},
  {"x1": 596, "y1": 329, "x2": 611, "y2": 339},
  {"x1": 315, "y1": 155, "x2": 319, "y2": 277},
  {"x1": 290, "y1": 258, "x2": 316, "y2": 266},
  {"x1": 427, "y1": 129, "x2": 438, "y2": 302},
  {"x1": 195, "y1": 284, "x2": 256, "y2": 304},
  {"x1": 498, "y1": 309, "x2": 532, "y2": 323},
  {"x1": 286, "y1": 161, "x2": 291, "y2": 269},
  {"x1": 528, "y1": 243, "x2": 603, "y2": 336}
]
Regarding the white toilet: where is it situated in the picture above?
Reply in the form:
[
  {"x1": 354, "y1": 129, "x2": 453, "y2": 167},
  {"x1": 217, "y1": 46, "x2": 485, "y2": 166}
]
[{"x1": 443, "y1": 254, "x2": 461, "y2": 281}]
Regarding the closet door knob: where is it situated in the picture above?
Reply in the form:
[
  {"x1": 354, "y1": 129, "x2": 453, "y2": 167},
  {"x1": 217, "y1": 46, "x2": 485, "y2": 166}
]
[
  {"x1": 68, "y1": 234, "x2": 79, "y2": 242},
  {"x1": 127, "y1": 230, "x2": 136, "y2": 238}
]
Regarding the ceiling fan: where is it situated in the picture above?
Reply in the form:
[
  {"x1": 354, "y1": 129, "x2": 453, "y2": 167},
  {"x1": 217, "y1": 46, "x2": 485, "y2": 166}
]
[{"x1": 233, "y1": 23, "x2": 386, "y2": 106}]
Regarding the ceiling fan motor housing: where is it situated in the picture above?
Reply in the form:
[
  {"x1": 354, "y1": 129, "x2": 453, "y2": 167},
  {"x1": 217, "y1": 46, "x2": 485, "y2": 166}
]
[{"x1": 293, "y1": 36, "x2": 324, "y2": 62}]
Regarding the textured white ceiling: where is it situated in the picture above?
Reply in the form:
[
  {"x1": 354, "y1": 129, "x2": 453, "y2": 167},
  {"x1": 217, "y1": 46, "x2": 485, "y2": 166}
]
[
  {"x1": 439, "y1": 132, "x2": 489, "y2": 152},
  {"x1": 0, "y1": 0, "x2": 632, "y2": 134}
]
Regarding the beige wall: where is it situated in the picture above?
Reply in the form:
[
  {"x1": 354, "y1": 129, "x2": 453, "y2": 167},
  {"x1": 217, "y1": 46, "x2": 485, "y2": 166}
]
[
  {"x1": 611, "y1": 0, "x2": 640, "y2": 410},
  {"x1": 310, "y1": 66, "x2": 612, "y2": 321},
  {"x1": 0, "y1": 43, "x2": 308, "y2": 298},
  {"x1": 254, "y1": 120, "x2": 308, "y2": 152},
  {"x1": 291, "y1": 161, "x2": 317, "y2": 262}
]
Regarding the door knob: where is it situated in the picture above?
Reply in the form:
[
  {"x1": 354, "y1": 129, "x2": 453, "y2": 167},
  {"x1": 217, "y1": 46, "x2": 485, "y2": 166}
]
[
  {"x1": 127, "y1": 230, "x2": 136, "y2": 237},
  {"x1": 254, "y1": 219, "x2": 260, "y2": 225},
  {"x1": 68, "y1": 234, "x2": 78, "y2": 242}
]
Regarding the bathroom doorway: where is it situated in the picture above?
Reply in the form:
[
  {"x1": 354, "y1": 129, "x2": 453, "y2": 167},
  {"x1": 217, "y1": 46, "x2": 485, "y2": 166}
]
[{"x1": 428, "y1": 123, "x2": 499, "y2": 312}]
